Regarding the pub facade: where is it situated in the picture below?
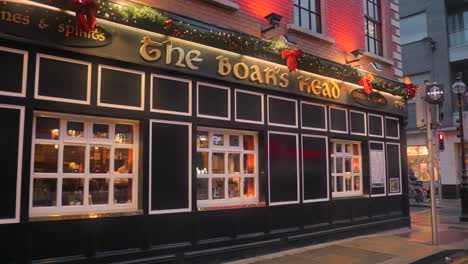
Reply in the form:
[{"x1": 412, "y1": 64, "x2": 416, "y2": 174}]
[{"x1": 0, "y1": 0, "x2": 410, "y2": 263}]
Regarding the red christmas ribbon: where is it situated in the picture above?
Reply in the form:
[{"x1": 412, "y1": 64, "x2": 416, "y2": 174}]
[
  {"x1": 281, "y1": 49, "x2": 302, "y2": 72},
  {"x1": 71, "y1": 0, "x2": 100, "y2": 33},
  {"x1": 358, "y1": 73, "x2": 375, "y2": 95},
  {"x1": 404, "y1": 83, "x2": 417, "y2": 98}
]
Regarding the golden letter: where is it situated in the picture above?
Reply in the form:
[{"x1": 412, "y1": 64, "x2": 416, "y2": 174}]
[
  {"x1": 322, "y1": 82, "x2": 332, "y2": 98},
  {"x1": 216, "y1": 56, "x2": 232, "y2": 76},
  {"x1": 139, "y1": 37, "x2": 164, "y2": 62},
  {"x1": 330, "y1": 80, "x2": 342, "y2": 99},
  {"x1": 233, "y1": 63, "x2": 249, "y2": 80},
  {"x1": 165, "y1": 40, "x2": 186, "y2": 67},
  {"x1": 250, "y1": 65, "x2": 264, "y2": 84},
  {"x1": 264, "y1": 67, "x2": 279, "y2": 86},
  {"x1": 310, "y1": 80, "x2": 322, "y2": 95},
  {"x1": 185, "y1": 50, "x2": 204, "y2": 70},
  {"x1": 279, "y1": 73, "x2": 289, "y2": 88},
  {"x1": 297, "y1": 76, "x2": 310, "y2": 92}
]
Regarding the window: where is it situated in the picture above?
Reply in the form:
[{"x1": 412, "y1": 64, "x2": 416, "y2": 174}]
[
  {"x1": 294, "y1": 0, "x2": 322, "y2": 33},
  {"x1": 30, "y1": 113, "x2": 139, "y2": 216},
  {"x1": 400, "y1": 13, "x2": 428, "y2": 45},
  {"x1": 364, "y1": 0, "x2": 382, "y2": 55},
  {"x1": 196, "y1": 128, "x2": 258, "y2": 207},
  {"x1": 448, "y1": 10, "x2": 468, "y2": 47},
  {"x1": 330, "y1": 140, "x2": 362, "y2": 197}
]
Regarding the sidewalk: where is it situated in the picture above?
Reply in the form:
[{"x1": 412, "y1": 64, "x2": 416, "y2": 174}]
[{"x1": 226, "y1": 200, "x2": 468, "y2": 264}]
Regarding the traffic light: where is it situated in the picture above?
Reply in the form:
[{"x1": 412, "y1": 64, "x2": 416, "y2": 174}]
[{"x1": 438, "y1": 132, "x2": 445, "y2": 151}]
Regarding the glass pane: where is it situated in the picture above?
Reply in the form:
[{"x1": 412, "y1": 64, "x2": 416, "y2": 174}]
[
  {"x1": 336, "y1": 176, "x2": 343, "y2": 192},
  {"x1": 89, "y1": 178, "x2": 109, "y2": 205},
  {"x1": 67, "y1": 121, "x2": 84, "y2": 137},
  {"x1": 115, "y1": 124, "x2": 133, "y2": 144},
  {"x1": 354, "y1": 176, "x2": 361, "y2": 191},
  {"x1": 331, "y1": 157, "x2": 335, "y2": 173},
  {"x1": 300, "y1": 0, "x2": 308, "y2": 8},
  {"x1": 196, "y1": 152, "x2": 209, "y2": 175},
  {"x1": 243, "y1": 177, "x2": 255, "y2": 198},
  {"x1": 34, "y1": 144, "x2": 58, "y2": 173},
  {"x1": 294, "y1": 6, "x2": 300, "y2": 25},
  {"x1": 243, "y1": 135, "x2": 255, "y2": 150},
  {"x1": 228, "y1": 153, "x2": 240, "y2": 174},
  {"x1": 212, "y1": 153, "x2": 225, "y2": 174},
  {"x1": 197, "y1": 131, "x2": 209, "y2": 149},
  {"x1": 336, "y1": 157, "x2": 343, "y2": 173},
  {"x1": 114, "y1": 178, "x2": 132, "y2": 204},
  {"x1": 345, "y1": 144, "x2": 352, "y2": 153},
  {"x1": 345, "y1": 158, "x2": 352, "y2": 172},
  {"x1": 114, "y1": 148, "x2": 133, "y2": 174},
  {"x1": 93, "y1": 124, "x2": 109, "y2": 139},
  {"x1": 345, "y1": 175, "x2": 352, "y2": 191},
  {"x1": 36, "y1": 117, "x2": 60, "y2": 140},
  {"x1": 197, "y1": 178, "x2": 209, "y2": 200},
  {"x1": 229, "y1": 135, "x2": 240, "y2": 147},
  {"x1": 62, "y1": 178, "x2": 84, "y2": 206},
  {"x1": 212, "y1": 178, "x2": 225, "y2": 199},
  {"x1": 301, "y1": 9, "x2": 310, "y2": 29},
  {"x1": 63, "y1": 146, "x2": 85, "y2": 173},
  {"x1": 311, "y1": 0, "x2": 318, "y2": 12},
  {"x1": 228, "y1": 177, "x2": 240, "y2": 198},
  {"x1": 32, "y1": 178, "x2": 57, "y2": 207},
  {"x1": 353, "y1": 144, "x2": 360, "y2": 155},
  {"x1": 244, "y1": 154, "x2": 255, "y2": 174},
  {"x1": 332, "y1": 176, "x2": 335, "y2": 191},
  {"x1": 353, "y1": 158, "x2": 360, "y2": 173},
  {"x1": 213, "y1": 133, "x2": 224, "y2": 146},
  {"x1": 90, "y1": 146, "x2": 110, "y2": 173},
  {"x1": 336, "y1": 144, "x2": 342, "y2": 152},
  {"x1": 311, "y1": 14, "x2": 318, "y2": 32}
]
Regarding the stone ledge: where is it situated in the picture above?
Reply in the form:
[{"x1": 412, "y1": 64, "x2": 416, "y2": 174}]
[
  {"x1": 363, "y1": 52, "x2": 394, "y2": 65},
  {"x1": 287, "y1": 24, "x2": 335, "y2": 44},
  {"x1": 202, "y1": 0, "x2": 239, "y2": 10}
]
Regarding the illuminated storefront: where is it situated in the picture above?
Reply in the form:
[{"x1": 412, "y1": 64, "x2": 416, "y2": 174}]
[{"x1": 407, "y1": 145, "x2": 438, "y2": 181}]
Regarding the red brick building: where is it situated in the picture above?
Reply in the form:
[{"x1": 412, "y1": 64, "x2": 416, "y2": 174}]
[{"x1": 0, "y1": 0, "x2": 408, "y2": 263}]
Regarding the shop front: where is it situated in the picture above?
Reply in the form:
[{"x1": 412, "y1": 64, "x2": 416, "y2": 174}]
[{"x1": 0, "y1": 1, "x2": 409, "y2": 263}]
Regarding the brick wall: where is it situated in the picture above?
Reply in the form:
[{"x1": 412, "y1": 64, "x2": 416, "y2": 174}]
[{"x1": 138, "y1": 0, "x2": 401, "y2": 81}]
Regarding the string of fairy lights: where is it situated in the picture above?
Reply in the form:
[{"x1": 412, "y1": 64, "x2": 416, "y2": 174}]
[{"x1": 42, "y1": 0, "x2": 413, "y2": 99}]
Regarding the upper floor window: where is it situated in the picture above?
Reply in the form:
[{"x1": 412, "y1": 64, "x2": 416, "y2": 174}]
[
  {"x1": 364, "y1": 0, "x2": 382, "y2": 55},
  {"x1": 294, "y1": 0, "x2": 322, "y2": 33},
  {"x1": 448, "y1": 10, "x2": 468, "y2": 47},
  {"x1": 31, "y1": 113, "x2": 139, "y2": 217},
  {"x1": 400, "y1": 13, "x2": 428, "y2": 45}
]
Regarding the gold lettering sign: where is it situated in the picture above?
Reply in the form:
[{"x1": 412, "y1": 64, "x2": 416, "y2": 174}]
[{"x1": 139, "y1": 37, "x2": 204, "y2": 70}]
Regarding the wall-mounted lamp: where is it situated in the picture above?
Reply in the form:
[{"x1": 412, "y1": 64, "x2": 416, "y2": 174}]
[
  {"x1": 345, "y1": 49, "x2": 364, "y2": 65},
  {"x1": 370, "y1": 62, "x2": 383, "y2": 71},
  {"x1": 262, "y1": 12, "x2": 282, "y2": 34}
]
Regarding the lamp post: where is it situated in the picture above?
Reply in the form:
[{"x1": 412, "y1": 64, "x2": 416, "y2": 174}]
[{"x1": 452, "y1": 77, "x2": 468, "y2": 222}]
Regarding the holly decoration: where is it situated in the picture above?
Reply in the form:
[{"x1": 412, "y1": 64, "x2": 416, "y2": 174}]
[
  {"x1": 164, "y1": 19, "x2": 173, "y2": 29},
  {"x1": 172, "y1": 29, "x2": 181, "y2": 37},
  {"x1": 71, "y1": 0, "x2": 100, "y2": 33},
  {"x1": 403, "y1": 76, "x2": 418, "y2": 98},
  {"x1": 228, "y1": 41, "x2": 238, "y2": 50}
]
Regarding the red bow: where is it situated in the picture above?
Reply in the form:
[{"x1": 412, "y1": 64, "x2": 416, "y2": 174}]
[
  {"x1": 358, "y1": 73, "x2": 375, "y2": 95},
  {"x1": 404, "y1": 83, "x2": 418, "y2": 98},
  {"x1": 281, "y1": 49, "x2": 302, "y2": 72},
  {"x1": 71, "y1": 0, "x2": 100, "y2": 33}
]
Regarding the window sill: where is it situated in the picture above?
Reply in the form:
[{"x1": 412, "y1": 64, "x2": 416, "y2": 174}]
[
  {"x1": 29, "y1": 209, "x2": 143, "y2": 222},
  {"x1": 287, "y1": 24, "x2": 335, "y2": 44},
  {"x1": 198, "y1": 202, "x2": 266, "y2": 212},
  {"x1": 332, "y1": 194, "x2": 369, "y2": 200},
  {"x1": 202, "y1": 0, "x2": 239, "y2": 10},
  {"x1": 362, "y1": 52, "x2": 394, "y2": 66}
]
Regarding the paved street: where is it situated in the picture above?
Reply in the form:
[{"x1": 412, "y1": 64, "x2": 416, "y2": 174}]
[{"x1": 227, "y1": 200, "x2": 468, "y2": 264}]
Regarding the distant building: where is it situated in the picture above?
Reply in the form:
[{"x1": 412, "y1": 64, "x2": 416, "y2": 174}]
[{"x1": 401, "y1": 0, "x2": 468, "y2": 198}]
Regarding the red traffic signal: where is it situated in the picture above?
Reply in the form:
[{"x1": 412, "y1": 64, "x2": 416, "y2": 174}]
[{"x1": 438, "y1": 132, "x2": 445, "y2": 150}]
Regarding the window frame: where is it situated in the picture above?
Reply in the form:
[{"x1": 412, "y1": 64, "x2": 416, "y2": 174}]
[
  {"x1": 387, "y1": 142, "x2": 402, "y2": 196},
  {"x1": 369, "y1": 141, "x2": 387, "y2": 197},
  {"x1": 294, "y1": 0, "x2": 322, "y2": 33},
  {"x1": 328, "y1": 106, "x2": 349, "y2": 134},
  {"x1": 29, "y1": 112, "x2": 139, "y2": 217},
  {"x1": 349, "y1": 110, "x2": 367, "y2": 136},
  {"x1": 364, "y1": 0, "x2": 383, "y2": 56},
  {"x1": 0, "y1": 46, "x2": 28, "y2": 98},
  {"x1": 196, "y1": 82, "x2": 231, "y2": 121},
  {"x1": 234, "y1": 89, "x2": 265, "y2": 125},
  {"x1": 330, "y1": 139, "x2": 363, "y2": 198},
  {"x1": 300, "y1": 101, "x2": 327, "y2": 131},
  {"x1": 150, "y1": 74, "x2": 192, "y2": 116},
  {"x1": 301, "y1": 134, "x2": 329, "y2": 203},
  {"x1": 385, "y1": 116, "x2": 400, "y2": 139},
  {"x1": 368, "y1": 113, "x2": 384, "y2": 138},
  {"x1": 35, "y1": 53, "x2": 91, "y2": 104},
  {"x1": 267, "y1": 95, "x2": 298, "y2": 129},
  {"x1": 196, "y1": 127, "x2": 259, "y2": 208}
]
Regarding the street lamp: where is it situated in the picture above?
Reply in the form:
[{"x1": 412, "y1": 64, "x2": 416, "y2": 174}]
[{"x1": 452, "y1": 76, "x2": 468, "y2": 222}]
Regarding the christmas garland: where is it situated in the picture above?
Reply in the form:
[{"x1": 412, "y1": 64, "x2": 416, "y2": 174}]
[{"x1": 34, "y1": 0, "x2": 413, "y2": 99}]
